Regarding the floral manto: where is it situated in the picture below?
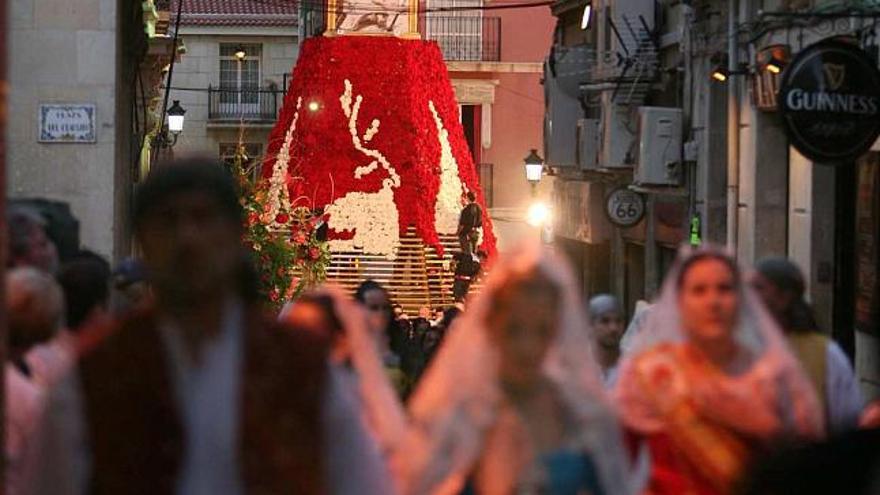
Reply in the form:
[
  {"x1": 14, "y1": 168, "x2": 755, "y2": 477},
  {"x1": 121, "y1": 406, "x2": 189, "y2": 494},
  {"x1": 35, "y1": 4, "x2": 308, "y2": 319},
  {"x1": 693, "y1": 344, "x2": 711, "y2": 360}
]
[{"x1": 261, "y1": 36, "x2": 497, "y2": 261}]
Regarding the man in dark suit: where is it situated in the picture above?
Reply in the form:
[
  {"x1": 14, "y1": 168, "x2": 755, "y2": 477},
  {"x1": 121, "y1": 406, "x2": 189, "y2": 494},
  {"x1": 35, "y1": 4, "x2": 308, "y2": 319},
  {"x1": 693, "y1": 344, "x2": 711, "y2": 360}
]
[
  {"x1": 456, "y1": 191, "x2": 482, "y2": 256},
  {"x1": 452, "y1": 250, "x2": 484, "y2": 303}
]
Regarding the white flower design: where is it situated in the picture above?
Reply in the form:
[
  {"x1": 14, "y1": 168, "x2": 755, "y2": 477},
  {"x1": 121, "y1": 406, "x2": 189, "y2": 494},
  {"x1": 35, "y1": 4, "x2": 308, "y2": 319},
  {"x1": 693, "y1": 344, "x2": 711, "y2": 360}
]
[
  {"x1": 429, "y1": 100, "x2": 465, "y2": 235},
  {"x1": 339, "y1": 80, "x2": 400, "y2": 187},
  {"x1": 266, "y1": 97, "x2": 303, "y2": 229},
  {"x1": 326, "y1": 182, "x2": 399, "y2": 259},
  {"x1": 326, "y1": 80, "x2": 401, "y2": 259}
]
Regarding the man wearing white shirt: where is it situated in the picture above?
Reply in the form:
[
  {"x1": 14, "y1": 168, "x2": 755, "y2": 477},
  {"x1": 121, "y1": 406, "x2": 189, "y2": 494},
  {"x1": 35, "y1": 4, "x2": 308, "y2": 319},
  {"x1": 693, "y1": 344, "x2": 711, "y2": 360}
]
[{"x1": 752, "y1": 257, "x2": 864, "y2": 433}]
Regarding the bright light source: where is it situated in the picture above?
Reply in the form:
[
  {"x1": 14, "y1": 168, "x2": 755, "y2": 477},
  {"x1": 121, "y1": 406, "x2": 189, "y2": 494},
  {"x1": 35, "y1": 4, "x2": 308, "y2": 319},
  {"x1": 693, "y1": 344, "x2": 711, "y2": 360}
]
[
  {"x1": 525, "y1": 163, "x2": 543, "y2": 183},
  {"x1": 166, "y1": 100, "x2": 186, "y2": 134},
  {"x1": 527, "y1": 202, "x2": 551, "y2": 227},
  {"x1": 765, "y1": 56, "x2": 784, "y2": 74},
  {"x1": 168, "y1": 115, "x2": 184, "y2": 133},
  {"x1": 711, "y1": 67, "x2": 728, "y2": 82},
  {"x1": 308, "y1": 100, "x2": 320, "y2": 112},
  {"x1": 234, "y1": 45, "x2": 247, "y2": 61},
  {"x1": 580, "y1": 3, "x2": 593, "y2": 30}
]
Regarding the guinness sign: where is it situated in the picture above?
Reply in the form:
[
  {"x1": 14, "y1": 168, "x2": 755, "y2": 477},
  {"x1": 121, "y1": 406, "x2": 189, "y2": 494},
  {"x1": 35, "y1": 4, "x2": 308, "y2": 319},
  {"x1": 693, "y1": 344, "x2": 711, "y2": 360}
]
[{"x1": 779, "y1": 40, "x2": 880, "y2": 163}]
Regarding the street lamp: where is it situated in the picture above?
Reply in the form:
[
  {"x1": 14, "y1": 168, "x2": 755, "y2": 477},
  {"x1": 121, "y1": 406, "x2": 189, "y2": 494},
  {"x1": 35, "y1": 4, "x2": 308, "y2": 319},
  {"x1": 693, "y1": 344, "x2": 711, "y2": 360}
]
[
  {"x1": 580, "y1": 2, "x2": 593, "y2": 30},
  {"x1": 764, "y1": 55, "x2": 785, "y2": 74},
  {"x1": 167, "y1": 100, "x2": 186, "y2": 135},
  {"x1": 709, "y1": 52, "x2": 750, "y2": 83},
  {"x1": 524, "y1": 149, "x2": 544, "y2": 190},
  {"x1": 710, "y1": 65, "x2": 729, "y2": 82},
  {"x1": 155, "y1": 100, "x2": 186, "y2": 149},
  {"x1": 523, "y1": 149, "x2": 550, "y2": 238},
  {"x1": 234, "y1": 45, "x2": 247, "y2": 61}
]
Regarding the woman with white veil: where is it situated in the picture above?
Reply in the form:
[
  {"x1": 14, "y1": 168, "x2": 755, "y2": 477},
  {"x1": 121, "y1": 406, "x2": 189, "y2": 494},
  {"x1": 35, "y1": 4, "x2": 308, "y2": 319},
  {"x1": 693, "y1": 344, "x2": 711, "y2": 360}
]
[
  {"x1": 303, "y1": 244, "x2": 633, "y2": 494},
  {"x1": 614, "y1": 246, "x2": 824, "y2": 495},
  {"x1": 387, "y1": 243, "x2": 634, "y2": 495}
]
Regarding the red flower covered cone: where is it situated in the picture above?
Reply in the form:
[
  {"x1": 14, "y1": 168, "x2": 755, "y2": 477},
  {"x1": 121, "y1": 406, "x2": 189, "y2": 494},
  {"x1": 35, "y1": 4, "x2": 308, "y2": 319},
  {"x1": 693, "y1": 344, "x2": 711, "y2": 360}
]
[{"x1": 262, "y1": 36, "x2": 496, "y2": 260}]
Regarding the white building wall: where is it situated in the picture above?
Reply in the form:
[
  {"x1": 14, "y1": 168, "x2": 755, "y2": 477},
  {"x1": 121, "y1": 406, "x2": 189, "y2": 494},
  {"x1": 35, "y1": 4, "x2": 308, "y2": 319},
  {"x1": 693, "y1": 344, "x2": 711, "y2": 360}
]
[
  {"x1": 170, "y1": 33, "x2": 298, "y2": 160},
  {"x1": 740, "y1": 13, "x2": 880, "y2": 400},
  {"x1": 788, "y1": 146, "x2": 812, "y2": 292},
  {"x1": 736, "y1": 85, "x2": 756, "y2": 265}
]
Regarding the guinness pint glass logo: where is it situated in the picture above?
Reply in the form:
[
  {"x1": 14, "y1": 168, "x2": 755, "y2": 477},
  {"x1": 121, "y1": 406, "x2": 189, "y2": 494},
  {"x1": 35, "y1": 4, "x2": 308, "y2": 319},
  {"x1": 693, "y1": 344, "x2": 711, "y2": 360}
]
[
  {"x1": 823, "y1": 63, "x2": 846, "y2": 91},
  {"x1": 780, "y1": 40, "x2": 880, "y2": 163}
]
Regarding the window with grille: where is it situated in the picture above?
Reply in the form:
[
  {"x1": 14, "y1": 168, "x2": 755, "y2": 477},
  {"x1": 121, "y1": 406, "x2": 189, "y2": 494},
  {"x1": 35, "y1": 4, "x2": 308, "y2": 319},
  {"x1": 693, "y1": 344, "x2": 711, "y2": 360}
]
[
  {"x1": 425, "y1": 0, "x2": 485, "y2": 61},
  {"x1": 219, "y1": 44, "x2": 262, "y2": 106},
  {"x1": 220, "y1": 142, "x2": 264, "y2": 182}
]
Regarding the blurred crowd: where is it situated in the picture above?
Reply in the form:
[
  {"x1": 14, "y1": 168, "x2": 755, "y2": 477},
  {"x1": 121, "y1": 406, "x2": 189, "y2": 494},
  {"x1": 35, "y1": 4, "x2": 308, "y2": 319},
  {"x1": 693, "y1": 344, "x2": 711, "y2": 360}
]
[{"x1": 5, "y1": 157, "x2": 880, "y2": 495}]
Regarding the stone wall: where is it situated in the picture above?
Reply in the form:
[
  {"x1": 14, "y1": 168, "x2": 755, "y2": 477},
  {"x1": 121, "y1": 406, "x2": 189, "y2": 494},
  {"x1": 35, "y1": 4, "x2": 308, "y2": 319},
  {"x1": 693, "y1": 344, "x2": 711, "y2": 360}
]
[{"x1": 7, "y1": 0, "x2": 123, "y2": 260}]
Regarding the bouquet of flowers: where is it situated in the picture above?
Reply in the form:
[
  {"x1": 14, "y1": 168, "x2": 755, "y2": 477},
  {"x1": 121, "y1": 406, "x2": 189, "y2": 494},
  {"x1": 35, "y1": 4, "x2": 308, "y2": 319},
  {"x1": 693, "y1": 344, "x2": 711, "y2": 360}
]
[{"x1": 232, "y1": 144, "x2": 330, "y2": 309}]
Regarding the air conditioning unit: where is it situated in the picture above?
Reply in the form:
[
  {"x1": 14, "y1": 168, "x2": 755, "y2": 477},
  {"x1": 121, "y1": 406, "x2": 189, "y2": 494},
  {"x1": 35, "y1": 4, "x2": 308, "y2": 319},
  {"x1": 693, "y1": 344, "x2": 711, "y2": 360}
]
[
  {"x1": 543, "y1": 49, "x2": 585, "y2": 168},
  {"x1": 599, "y1": 93, "x2": 636, "y2": 168},
  {"x1": 576, "y1": 119, "x2": 600, "y2": 170},
  {"x1": 635, "y1": 107, "x2": 682, "y2": 186}
]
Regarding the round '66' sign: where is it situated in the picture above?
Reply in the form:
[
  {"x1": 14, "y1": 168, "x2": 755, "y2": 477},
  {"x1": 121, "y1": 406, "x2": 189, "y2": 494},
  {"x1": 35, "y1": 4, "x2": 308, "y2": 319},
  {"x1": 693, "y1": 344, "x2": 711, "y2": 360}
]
[
  {"x1": 605, "y1": 187, "x2": 645, "y2": 227},
  {"x1": 779, "y1": 40, "x2": 880, "y2": 163}
]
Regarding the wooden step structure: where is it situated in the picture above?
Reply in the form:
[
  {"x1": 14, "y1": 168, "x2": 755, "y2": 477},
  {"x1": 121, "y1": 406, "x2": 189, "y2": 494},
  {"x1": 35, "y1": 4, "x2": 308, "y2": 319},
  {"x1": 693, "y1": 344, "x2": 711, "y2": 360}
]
[{"x1": 326, "y1": 227, "x2": 477, "y2": 314}]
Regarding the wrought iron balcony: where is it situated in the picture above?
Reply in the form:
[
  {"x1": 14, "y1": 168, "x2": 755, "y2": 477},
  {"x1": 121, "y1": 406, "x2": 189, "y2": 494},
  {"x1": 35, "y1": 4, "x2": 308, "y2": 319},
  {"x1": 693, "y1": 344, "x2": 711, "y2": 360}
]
[
  {"x1": 208, "y1": 86, "x2": 283, "y2": 123},
  {"x1": 297, "y1": 9, "x2": 502, "y2": 62},
  {"x1": 422, "y1": 16, "x2": 501, "y2": 62}
]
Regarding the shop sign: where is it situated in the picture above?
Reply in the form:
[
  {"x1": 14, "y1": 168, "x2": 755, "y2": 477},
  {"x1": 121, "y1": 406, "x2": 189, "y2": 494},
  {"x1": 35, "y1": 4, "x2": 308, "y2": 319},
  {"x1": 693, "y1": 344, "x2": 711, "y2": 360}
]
[
  {"x1": 779, "y1": 40, "x2": 880, "y2": 163},
  {"x1": 605, "y1": 187, "x2": 645, "y2": 227},
  {"x1": 39, "y1": 104, "x2": 97, "y2": 143}
]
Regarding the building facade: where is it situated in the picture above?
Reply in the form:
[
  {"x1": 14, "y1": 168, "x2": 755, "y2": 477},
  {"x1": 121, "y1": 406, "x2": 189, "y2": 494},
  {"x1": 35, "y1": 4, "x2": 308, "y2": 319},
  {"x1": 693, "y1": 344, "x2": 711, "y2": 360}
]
[
  {"x1": 546, "y1": 0, "x2": 880, "y2": 399},
  {"x1": 295, "y1": 0, "x2": 557, "y2": 251},
  {"x1": 167, "y1": 0, "x2": 298, "y2": 174},
  {"x1": 6, "y1": 0, "x2": 176, "y2": 261},
  {"x1": 437, "y1": 2, "x2": 556, "y2": 251},
  {"x1": 168, "y1": 0, "x2": 554, "y2": 253}
]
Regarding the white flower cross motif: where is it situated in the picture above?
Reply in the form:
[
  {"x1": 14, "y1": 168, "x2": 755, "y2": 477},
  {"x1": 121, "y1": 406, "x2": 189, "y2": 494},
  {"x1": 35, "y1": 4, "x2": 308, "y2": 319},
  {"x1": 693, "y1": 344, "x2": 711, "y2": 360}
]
[{"x1": 325, "y1": 80, "x2": 401, "y2": 259}]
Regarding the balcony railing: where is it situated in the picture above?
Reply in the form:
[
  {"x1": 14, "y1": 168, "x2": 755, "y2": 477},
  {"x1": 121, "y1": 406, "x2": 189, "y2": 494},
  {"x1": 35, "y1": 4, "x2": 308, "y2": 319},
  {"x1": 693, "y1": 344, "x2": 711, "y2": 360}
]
[
  {"x1": 297, "y1": 9, "x2": 501, "y2": 62},
  {"x1": 422, "y1": 16, "x2": 501, "y2": 62},
  {"x1": 208, "y1": 86, "x2": 283, "y2": 122}
]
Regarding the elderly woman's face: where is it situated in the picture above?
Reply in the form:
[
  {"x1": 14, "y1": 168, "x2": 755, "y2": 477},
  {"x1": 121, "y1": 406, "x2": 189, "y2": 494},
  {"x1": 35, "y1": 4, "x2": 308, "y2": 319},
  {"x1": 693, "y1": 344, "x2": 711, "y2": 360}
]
[
  {"x1": 678, "y1": 258, "x2": 739, "y2": 346},
  {"x1": 489, "y1": 279, "x2": 559, "y2": 389}
]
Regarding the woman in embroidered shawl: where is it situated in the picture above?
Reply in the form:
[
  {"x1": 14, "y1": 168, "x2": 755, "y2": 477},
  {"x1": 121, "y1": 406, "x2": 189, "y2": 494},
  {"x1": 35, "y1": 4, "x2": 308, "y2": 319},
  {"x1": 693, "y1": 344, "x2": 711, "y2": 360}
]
[
  {"x1": 307, "y1": 244, "x2": 634, "y2": 494},
  {"x1": 614, "y1": 246, "x2": 824, "y2": 495}
]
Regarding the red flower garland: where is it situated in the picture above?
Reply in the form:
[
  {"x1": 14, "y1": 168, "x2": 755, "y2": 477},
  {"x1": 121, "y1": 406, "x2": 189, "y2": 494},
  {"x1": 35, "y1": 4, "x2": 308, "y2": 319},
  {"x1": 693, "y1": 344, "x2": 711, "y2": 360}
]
[{"x1": 263, "y1": 36, "x2": 497, "y2": 259}]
